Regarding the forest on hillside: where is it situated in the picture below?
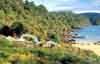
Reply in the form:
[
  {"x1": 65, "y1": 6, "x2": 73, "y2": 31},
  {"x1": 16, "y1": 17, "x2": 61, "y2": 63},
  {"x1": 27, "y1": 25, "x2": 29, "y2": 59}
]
[{"x1": 0, "y1": 0, "x2": 92, "y2": 40}]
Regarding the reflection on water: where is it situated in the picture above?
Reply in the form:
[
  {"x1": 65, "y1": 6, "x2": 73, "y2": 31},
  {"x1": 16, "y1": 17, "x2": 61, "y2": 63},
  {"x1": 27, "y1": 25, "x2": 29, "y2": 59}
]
[{"x1": 74, "y1": 25, "x2": 100, "y2": 43}]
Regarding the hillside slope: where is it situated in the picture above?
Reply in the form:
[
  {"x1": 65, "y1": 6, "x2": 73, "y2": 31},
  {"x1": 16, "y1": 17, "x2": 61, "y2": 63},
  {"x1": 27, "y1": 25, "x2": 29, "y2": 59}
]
[{"x1": 80, "y1": 13, "x2": 100, "y2": 25}]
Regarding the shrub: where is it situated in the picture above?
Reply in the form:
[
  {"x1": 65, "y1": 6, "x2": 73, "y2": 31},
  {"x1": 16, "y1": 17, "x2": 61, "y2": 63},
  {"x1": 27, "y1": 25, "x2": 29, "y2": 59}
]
[{"x1": 0, "y1": 38, "x2": 13, "y2": 47}]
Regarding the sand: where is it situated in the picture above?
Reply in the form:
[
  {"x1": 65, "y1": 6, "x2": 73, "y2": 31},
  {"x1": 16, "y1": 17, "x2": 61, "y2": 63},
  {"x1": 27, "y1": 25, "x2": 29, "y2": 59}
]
[{"x1": 72, "y1": 44, "x2": 100, "y2": 56}]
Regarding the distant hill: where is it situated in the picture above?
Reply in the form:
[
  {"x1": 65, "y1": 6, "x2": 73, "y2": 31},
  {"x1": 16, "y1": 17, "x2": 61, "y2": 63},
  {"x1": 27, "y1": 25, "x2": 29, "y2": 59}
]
[{"x1": 79, "y1": 13, "x2": 100, "y2": 25}]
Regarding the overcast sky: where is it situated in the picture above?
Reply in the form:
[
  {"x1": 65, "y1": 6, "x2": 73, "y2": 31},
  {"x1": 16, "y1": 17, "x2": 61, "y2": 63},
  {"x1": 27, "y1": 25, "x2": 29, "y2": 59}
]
[{"x1": 28, "y1": 0, "x2": 100, "y2": 13}]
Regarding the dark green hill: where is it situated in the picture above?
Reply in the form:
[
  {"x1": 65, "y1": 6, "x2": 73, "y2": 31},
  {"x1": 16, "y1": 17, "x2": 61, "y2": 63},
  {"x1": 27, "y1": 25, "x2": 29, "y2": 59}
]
[{"x1": 79, "y1": 13, "x2": 100, "y2": 25}]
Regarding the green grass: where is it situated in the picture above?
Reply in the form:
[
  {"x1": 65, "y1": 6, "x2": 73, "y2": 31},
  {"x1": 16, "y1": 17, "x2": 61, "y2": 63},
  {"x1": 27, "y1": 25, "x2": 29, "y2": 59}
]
[
  {"x1": 0, "y1": 38, "x2": 99, "y2": 64},
  {"x1": 0, "y1": 45, "x2": 99, "y2": 64}
]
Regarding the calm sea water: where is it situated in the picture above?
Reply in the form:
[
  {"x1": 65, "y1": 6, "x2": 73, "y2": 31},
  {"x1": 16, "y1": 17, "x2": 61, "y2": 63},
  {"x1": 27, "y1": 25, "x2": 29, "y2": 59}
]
[{"x1": 74, "y1": 25, "x2": 100, "y2": 43}]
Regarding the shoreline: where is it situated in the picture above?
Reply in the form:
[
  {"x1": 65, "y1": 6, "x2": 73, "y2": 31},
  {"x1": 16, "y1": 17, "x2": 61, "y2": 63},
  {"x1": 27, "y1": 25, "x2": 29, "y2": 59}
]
[{"x1": 72, "y1": 43, "x2": 100, "y2": 56}]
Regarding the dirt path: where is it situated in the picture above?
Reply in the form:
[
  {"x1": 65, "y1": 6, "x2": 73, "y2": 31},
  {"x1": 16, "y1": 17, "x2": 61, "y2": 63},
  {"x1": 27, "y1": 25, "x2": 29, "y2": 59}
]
[{"x1": 72, "y1": 44, "x2": 100, "y2": 56}]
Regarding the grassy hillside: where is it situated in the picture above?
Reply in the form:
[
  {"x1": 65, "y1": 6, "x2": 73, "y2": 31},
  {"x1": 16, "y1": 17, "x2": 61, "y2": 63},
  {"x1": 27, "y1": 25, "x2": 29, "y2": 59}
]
[{"x1": 0, "y1": 0, "x2": 92, "y2": 41}]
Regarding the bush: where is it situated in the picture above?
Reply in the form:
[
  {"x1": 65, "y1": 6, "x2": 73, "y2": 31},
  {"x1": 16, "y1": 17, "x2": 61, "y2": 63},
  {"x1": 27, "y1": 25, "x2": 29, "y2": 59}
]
[
  {"x1": 11, "y1": 22, "x2": 25, "y2": 37},
  {"x1": 0, "y1": 38, "x2": 13, "y2": 47}
]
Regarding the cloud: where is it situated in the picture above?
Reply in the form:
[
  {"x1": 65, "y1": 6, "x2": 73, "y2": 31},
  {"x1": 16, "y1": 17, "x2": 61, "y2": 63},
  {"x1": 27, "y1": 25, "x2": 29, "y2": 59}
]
[
  {"x1": 91, "y1": 0, "x2": 100, "y2": 7},
  {"x1": 30, "y1": 0, "x2": 100, "y2": 12}
]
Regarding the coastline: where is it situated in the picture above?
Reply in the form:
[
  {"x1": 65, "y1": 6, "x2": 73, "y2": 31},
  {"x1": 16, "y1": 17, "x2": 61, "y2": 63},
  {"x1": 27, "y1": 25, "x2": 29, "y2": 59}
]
[{"x1": 72, "y1": 43, "x2": 100, "y2": 56}]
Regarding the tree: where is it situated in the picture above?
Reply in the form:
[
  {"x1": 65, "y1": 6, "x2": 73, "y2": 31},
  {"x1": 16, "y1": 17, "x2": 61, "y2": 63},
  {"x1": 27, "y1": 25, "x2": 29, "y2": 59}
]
[{"x1": 11, "y1": 22, "x2": 24, "y2": 37}]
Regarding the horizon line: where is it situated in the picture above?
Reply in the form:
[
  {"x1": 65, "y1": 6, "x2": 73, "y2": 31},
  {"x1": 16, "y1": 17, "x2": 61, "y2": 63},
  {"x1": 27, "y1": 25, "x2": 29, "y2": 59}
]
[{"x1": 73, "y1": 10, "x2": 100, "y2": 14}]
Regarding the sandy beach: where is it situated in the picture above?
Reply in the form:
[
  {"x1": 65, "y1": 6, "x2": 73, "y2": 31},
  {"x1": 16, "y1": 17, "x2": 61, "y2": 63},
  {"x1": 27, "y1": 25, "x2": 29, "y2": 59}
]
[{"x1": 72, "y1": 44, "x2": 100, "y2": 56}]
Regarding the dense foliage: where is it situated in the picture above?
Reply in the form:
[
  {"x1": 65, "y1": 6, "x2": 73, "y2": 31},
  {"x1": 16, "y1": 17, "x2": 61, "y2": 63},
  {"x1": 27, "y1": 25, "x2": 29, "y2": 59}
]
[
  {"x1": 0, "y1": 0, "x2": 92, "y2": 40},
  {"x1": 0, "y1": 38, "x2": 99, "y2": 64}
]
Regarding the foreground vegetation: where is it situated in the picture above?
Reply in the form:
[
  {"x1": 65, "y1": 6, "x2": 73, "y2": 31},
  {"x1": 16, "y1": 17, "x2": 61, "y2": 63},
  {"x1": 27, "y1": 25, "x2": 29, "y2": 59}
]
[
  {"x1": 0, "y1": 47, "x2": 100, "y2": 64},
  {"x1": 0, "y1": 38, "x2": 99, "y2": 64}
]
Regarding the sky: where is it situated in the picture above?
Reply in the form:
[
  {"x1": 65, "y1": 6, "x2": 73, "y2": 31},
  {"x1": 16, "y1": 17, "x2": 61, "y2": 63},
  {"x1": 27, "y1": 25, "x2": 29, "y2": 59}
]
[{"x1": 28, "y1": 0, "x2": 100, "y2": 13}]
